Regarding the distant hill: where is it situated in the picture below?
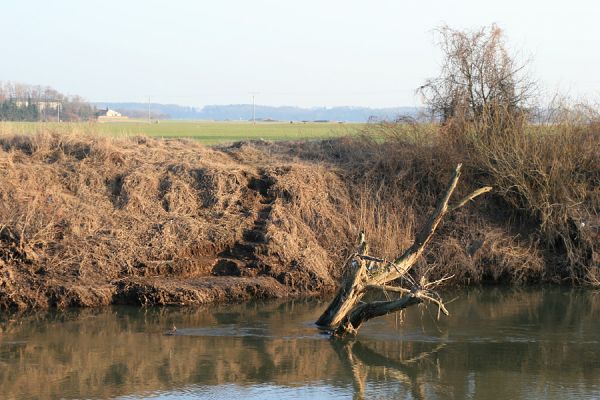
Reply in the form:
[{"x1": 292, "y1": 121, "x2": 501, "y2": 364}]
[{"x1": 93, "y1": 102, "x2": 422, "y2": 122}]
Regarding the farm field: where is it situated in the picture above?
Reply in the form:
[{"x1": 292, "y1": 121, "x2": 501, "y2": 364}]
[{"x1": 0, "y1": 120, "x2": 364, "y2": 145}]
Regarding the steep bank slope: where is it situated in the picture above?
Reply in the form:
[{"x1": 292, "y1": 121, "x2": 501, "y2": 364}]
[
  {"x1": 0, "y1": 133, "x2": 597, "y2": 310},
  {"x1": 0, "y1": 134, "x2": 352, "y2": 309}
]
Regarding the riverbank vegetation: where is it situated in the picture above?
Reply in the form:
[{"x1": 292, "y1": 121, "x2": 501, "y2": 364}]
[{"x1": 0, "y1": 110, "x2": 597, "y2": 310}]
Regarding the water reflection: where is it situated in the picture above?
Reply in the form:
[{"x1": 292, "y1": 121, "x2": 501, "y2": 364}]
[{"x1": 0, "y1": 288, "x2": 599, "y2": 399}]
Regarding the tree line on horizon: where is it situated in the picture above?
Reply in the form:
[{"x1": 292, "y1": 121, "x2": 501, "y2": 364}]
[{"x1": 0, "y1": 82, "x2": 96, "y2": 122}]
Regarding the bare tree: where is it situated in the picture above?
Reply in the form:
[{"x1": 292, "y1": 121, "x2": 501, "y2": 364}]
[{"x1": 418, "y1": 24, "x2": 536, "y2": 127}]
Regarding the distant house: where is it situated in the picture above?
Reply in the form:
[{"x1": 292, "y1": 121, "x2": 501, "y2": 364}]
[
  {"x1": 96, "y1": 108, "x2": 122, "y2": 117},
  {"x1": 96, "y1": 108, "x2": 128, "y2": 122}
]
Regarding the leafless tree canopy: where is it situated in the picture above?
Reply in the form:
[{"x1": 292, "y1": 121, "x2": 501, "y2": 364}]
[{"x1": 418, "y1": 24, "x2": 536, "y2": 125}]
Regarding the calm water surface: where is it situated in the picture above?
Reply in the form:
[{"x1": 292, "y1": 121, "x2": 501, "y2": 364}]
[{"x1": 1, "y1": 287, "x2": 599, "y2": 399}]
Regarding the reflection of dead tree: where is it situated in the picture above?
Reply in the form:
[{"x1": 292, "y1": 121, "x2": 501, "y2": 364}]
[
  {"x1": 317, "y1": 164, "x2": 491, "y2": 337},
  {"x1": 332, "y1": 339, "x2": 446, "y2": 400},
  {"x1": 332, "y1": 341, "x2": 367, "y2": 400}
]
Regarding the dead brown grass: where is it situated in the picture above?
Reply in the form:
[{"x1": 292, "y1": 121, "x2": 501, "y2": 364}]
[
  {"x1": 0, "y1": 132, "x2": 355, "y2": 309},
  {"x1": 1, "y1": 113, "x2": 597, "y2": 310},
  {"x1": 462, "y1": 104, "x2": 600, "y2": 284},
  {"x1": 268, "y1": 105, "x2": 598, "y2": 287},
  {"x1": 342, "y1": 105, "x2": 599, "y2": 286}
]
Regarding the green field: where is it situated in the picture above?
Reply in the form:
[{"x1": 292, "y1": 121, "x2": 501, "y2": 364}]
[{"x1": 0, "y1": 120, "x2": 364, "y2": 145}]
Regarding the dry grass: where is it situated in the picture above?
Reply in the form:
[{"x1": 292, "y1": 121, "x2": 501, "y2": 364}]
[
  {"x1": 270, "y1": 103, "x2": 598, "y2": 286},
  {"x1": 344, "y1": 104, "x2": 599, "y2": 286},
  {"x1": 0, "y1": 131, "x2": 357, "y2": 309},
  {"x1": 1, "y1": 111, "x2": 598, "y2": 310}
]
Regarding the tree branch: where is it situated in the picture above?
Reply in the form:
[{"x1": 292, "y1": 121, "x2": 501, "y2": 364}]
[
  {"x1": 370, "y1": 164, "x2": 464, "y2": 285},
  {"x1": 448, "y1": 186, "x2": 493, "y2": 212},
  {"x1": 365, "y1": 284, "x2": 412, "y2": 295}
]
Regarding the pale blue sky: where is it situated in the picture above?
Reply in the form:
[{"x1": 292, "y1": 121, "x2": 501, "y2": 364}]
[{"x1": 2, "y1": 0, "x2": 598, "y2": 107}]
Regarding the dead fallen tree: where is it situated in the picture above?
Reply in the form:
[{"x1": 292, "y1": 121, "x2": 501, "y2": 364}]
[{"x1": 316, "y1": 164, "x2": 492, "y2": 337}]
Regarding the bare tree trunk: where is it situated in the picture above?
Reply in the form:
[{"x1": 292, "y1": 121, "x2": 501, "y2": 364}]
[
  {"x1": 317, "y1": 164, "x2": 491, "y2": 337},
  {"x1": 333, "y1": 295, "x2": 422, "y2": 337},
  {"x1": 315, "y1": 239, "x2": 368, "y2": 327}
]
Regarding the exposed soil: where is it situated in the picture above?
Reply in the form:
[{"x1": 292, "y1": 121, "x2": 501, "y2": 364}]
[
  {"x1": 0, "y1": 134, "x2": 348, "y2": 309},
  {"x1": 0, "y1": 132, "x2": 597, "y2": 310}
]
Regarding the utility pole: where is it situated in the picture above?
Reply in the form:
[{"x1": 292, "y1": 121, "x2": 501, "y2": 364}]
[
  {"x1": 249, "y1": 92, "x2": 258, "y2": 125},
  {"x1": 57, "y1": 103, "x2": 60, "y2": 123},
  {"x1": 148, "y1": 96, "x2": 151, "y2": 123}
]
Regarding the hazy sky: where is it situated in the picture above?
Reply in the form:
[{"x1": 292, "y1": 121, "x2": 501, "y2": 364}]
[{"x1": 2, "y1": 0, "x2": 598, "y2": 107}]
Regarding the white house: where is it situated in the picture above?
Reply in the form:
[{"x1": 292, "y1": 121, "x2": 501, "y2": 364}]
[{"x1": 97, "y1": 108, "x2": 122, "y2": 117}]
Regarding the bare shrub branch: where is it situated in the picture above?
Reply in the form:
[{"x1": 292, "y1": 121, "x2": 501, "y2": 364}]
[{"x1": 418, "y1": 24, "x2": 536, "y2": 130}]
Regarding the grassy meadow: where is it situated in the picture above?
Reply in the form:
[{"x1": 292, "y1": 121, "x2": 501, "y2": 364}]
[{"x1": 0, "y1": 120, "x2": 364, "y2": 145}]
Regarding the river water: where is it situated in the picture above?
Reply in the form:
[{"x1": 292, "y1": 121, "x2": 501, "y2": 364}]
[{"x1": 1, "y1": 287, "x2": 599, "y2": 399}]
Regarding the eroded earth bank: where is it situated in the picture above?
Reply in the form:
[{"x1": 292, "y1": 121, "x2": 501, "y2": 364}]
[{"x1": 0, "y1": 132, "x2": 598, "y2": 309}]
